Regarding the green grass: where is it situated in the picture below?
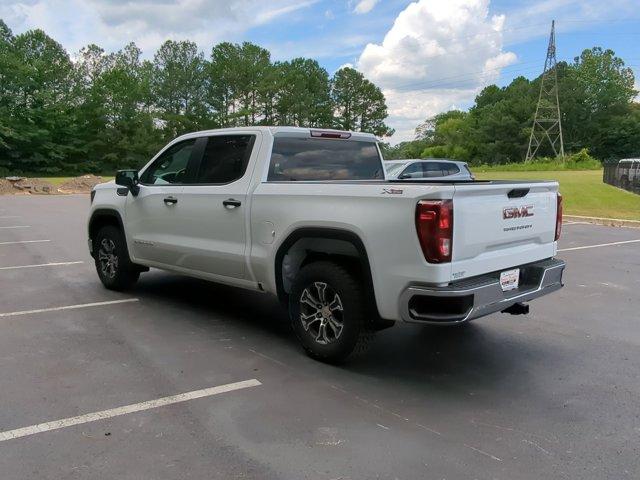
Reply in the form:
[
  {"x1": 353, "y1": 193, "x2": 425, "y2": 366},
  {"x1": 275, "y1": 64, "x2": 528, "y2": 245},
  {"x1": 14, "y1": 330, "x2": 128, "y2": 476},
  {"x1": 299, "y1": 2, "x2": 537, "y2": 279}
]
[
  {"x1": 475, "y1": 162, "x2": 601, "y2": 172},
  {"x1": 36, "y1": 177, "x2": 72, "y2": 186},
  {"x1": 475, "y1": 169, "x2": 640, "y2": 221},
  {"x1": 34, "y1": 176, "x2": 113, "y2": 186}
]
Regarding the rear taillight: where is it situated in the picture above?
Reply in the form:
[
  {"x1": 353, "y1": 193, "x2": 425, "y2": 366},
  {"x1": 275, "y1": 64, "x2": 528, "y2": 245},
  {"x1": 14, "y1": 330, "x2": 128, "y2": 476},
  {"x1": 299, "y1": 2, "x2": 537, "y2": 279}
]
[
  {"x1": 555, "y1": 193, "x2": 563, "y2": 241},
  {"x1": 416, "y1": 200, "x2": 453, "y2": 263}
]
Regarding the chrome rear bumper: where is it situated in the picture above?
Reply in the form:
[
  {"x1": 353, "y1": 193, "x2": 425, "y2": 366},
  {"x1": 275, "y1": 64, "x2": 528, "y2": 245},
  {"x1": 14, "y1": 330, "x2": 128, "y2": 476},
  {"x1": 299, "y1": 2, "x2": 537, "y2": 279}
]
[{"x1": 399, "y1": 258, "x2": 565, "y2": 325}]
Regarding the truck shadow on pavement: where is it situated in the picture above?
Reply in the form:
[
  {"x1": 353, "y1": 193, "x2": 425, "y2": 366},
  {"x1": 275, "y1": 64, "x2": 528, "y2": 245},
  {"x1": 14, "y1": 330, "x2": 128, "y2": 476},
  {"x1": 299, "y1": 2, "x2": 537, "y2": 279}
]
[{"x1": 131, "y1": 272, "x2": 564, "y2": 397}]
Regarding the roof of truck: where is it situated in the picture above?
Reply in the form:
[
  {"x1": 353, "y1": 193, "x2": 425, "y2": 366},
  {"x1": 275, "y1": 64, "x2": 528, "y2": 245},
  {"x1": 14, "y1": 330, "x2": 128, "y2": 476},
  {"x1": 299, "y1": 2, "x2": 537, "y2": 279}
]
[{"x1": 174, "y1": 126, "x2": 378, "y2": 142}]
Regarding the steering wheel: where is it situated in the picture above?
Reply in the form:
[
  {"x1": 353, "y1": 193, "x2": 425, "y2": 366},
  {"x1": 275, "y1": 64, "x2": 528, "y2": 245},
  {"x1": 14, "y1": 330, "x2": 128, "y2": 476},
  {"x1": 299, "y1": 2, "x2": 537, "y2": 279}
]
[{"x1": 156, "y1": 168, "x2": 187, "y2": 184}]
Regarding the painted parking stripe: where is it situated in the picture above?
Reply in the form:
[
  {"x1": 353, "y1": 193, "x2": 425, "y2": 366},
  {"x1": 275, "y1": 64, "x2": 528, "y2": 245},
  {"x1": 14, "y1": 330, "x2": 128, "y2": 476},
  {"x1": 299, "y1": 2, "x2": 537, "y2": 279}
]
[
  {"x1": 0, "y1": 240, "x2": 51, "y2": 246},
  {"x1": 0, "y1": 261, "x2": 83, "y2": 270},
  {"x1": 0, "y1": 225, "x2": 30, "y2": 229},
  {"x1": 0, "y1": 379, "x2": 262, "y2": 442},
  {"x1": 558, "y1": 239, "x2": 640, "y2": 252},
  {"x1": 0, "y1": 216, "x2": 20, "y2": 219},
  {"x1": 0, "y1": 298, "x2": 139, "y2": 318}
]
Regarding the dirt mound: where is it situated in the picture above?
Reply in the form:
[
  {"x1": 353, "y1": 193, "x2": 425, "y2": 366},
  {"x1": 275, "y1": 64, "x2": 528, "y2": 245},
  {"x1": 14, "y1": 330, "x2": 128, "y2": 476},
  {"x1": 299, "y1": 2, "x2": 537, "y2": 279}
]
[
  {"x1": 0, "y1": 178, "x2": 16, "y2": 194},
  {"x1": 12, "y1": 178, "x2": 55, "y2": 194},
  {"x1": 0, "y1": 174, "x2": 105, "y2": 195},
  {"x1": 58, "y1": 175, "x2": 105, "y2": 193}
]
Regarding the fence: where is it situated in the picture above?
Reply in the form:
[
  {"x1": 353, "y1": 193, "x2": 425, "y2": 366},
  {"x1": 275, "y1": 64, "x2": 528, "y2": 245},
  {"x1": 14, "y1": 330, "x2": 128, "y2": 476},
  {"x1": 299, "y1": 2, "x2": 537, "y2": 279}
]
[{"x1": 603, "y1": 161, "x2": 640, "y2": 194}]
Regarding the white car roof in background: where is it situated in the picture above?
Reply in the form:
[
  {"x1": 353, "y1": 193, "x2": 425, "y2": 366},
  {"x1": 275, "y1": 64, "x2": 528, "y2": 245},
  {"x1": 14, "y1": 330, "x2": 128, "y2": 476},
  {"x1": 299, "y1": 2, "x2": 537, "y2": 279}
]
[{"x1": 385, "y1": 158, "x2": 467, "y2": 165}]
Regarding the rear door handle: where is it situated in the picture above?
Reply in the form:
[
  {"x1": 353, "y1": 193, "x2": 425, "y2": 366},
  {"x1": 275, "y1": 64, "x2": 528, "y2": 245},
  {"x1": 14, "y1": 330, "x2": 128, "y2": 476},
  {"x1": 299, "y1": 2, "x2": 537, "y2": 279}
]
[
  {"x1": 163, "y1": 196, "x2": 178, "y2": 206},
  {"x1": 223, "y1": 199, "x2": 241, "y2": 209}
]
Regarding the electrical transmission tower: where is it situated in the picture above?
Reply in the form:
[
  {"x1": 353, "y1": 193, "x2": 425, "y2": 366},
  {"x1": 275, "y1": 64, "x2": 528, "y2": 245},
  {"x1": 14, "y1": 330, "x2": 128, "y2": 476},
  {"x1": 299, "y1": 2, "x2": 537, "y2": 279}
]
[{"x1": 525, "y1": 20, "x2": 564, "y2": 161}]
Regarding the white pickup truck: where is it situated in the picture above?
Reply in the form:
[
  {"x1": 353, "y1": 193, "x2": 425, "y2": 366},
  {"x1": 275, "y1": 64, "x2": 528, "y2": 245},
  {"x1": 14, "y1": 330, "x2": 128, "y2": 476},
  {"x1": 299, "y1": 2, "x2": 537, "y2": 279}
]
[{"x1": 88, "y1": 127, "x2": 565, "y2": 362}]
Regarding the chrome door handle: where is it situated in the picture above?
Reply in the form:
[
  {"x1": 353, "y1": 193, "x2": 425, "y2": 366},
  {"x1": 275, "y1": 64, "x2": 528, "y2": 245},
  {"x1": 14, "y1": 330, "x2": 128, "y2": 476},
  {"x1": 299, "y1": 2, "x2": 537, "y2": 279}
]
[
  {"x1": 223, "y1": 199, "x2": 241, "y2": 209},
  {"x1": 163, "y1": 196, "x2": 178, "y2": 206}
]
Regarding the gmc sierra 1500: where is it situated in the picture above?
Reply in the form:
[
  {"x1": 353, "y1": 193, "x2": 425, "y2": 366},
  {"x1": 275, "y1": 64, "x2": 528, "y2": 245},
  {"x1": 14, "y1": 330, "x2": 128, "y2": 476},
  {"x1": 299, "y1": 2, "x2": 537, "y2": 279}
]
[{"x1": 88, "y1": 127, "x2": 565, "y2": 362}]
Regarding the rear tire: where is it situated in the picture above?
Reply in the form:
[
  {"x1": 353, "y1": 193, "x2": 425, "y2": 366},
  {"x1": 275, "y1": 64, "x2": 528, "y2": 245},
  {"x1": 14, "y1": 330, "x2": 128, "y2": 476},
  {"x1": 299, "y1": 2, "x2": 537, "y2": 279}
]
[
  {"x1": 94, "y1": 225, "x2": 140, "y2": 291},
  {"x1": 289, "y1": 261, "x2": 374, "y2": 363}
]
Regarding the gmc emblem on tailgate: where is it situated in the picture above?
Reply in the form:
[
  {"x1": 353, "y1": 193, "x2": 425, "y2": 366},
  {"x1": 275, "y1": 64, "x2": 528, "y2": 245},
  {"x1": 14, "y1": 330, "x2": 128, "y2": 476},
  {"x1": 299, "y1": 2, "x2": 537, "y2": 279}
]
[{"x1": 503, "y1": 205, "x2": 534, "y2": 219}]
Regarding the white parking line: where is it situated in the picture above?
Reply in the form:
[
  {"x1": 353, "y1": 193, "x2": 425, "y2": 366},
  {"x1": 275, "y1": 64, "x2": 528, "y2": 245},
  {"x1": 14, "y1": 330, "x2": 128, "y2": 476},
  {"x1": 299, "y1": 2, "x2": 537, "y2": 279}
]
[
  {"x1": 0, "y1": 298, "x2": 139, "y2": 318},
  {"x1": 0, "y1": 240, "x2": 51, "y2": 246},
  {"x1": 0, "y1": 225, "x2": 30, "y2": 229},
  {"x1": 0, "y1": 379, "x2": 261, "y2": 442},
  {"x1": 558, "y1": 239, "x2": 640, "y2": 252},
  {"x1": 0, "y1": 216, "x2": 20, "y2": 219},
  {"x1": 0, "y1": 261, "x2": 83, "y2": 270}
]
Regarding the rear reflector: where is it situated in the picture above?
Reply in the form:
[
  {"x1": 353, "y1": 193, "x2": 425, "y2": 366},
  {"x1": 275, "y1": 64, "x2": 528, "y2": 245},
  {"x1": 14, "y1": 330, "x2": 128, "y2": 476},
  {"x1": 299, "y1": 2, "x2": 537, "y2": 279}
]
[
  {"x1": 555, "y1": 193, "x2": 563, "y2": 241},
  {"x1": 416, "y1": 200, "x2": 453, "y2": 263},
  {"x1": 310, "y1": 130, "x2": 351, "y2": 139}
]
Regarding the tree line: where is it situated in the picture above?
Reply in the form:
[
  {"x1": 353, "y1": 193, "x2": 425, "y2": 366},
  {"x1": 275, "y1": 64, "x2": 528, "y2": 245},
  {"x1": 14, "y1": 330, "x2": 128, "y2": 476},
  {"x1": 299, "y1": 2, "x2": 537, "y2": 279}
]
[
  {"x1": 382, "y1": 47, "x2": 639, "y2": 165},
  {"x1": 0, "y1": 19, "x2": 392, "y2": 175}
]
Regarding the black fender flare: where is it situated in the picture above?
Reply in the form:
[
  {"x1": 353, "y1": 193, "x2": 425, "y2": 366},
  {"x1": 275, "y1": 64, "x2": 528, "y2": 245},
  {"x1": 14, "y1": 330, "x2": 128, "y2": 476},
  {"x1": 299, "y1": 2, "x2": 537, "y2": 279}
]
[
  {"x1": 274, "y1": 227, "x2": 379, "y2": 317},
  {"x1": 88, "y1": 209, "x2": 126, "y2": 257}
]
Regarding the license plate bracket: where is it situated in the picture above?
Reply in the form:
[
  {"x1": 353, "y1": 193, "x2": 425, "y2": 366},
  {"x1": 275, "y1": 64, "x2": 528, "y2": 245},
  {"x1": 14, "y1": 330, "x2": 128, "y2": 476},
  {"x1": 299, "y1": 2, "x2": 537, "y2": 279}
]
[{"x1": 500, "y1": 268, "x2": 520, "y2": 292}]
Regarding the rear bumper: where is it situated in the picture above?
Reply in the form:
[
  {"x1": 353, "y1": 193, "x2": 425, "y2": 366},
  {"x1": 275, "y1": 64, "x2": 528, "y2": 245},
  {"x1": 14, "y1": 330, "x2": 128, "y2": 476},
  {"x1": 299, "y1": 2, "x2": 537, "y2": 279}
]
[{"x1": 399, "y1": 258, "x2": 565, "y2": 325}]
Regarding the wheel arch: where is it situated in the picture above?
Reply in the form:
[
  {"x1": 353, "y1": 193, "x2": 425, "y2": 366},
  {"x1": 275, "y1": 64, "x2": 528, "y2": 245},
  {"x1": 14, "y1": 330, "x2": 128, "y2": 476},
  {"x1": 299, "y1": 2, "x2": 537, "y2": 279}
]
[
  {"x1": 88, "y1": 209, "x2": 126, "y2": 257},
  {"x1": 274, "y1": 227, "x2": 380, "y2": 318}
]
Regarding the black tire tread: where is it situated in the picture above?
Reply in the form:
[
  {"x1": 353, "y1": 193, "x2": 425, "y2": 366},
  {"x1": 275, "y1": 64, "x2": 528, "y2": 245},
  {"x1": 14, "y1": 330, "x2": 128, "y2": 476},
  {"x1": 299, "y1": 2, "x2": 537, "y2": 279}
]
[
  {"x1": 290, "y1": 260, "x2": 374, "y2": 363},
  {"x1": 94, "y1": 225, "x2": 140, "y2": 291}
]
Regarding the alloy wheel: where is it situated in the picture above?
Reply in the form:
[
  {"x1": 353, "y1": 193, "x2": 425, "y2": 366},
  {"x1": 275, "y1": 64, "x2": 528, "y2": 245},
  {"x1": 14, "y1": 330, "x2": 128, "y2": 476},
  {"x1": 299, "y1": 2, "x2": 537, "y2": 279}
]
[
  {"x1": 299, "y1": 281, "x2": 344, "y2": 345},
  {"x1": 98, "y1": 237, "x2": 118, "y2": 279}
]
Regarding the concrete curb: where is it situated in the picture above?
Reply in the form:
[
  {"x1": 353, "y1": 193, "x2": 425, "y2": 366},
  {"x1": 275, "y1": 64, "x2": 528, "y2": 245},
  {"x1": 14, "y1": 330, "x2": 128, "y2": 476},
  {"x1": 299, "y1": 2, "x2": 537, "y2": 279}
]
[{"x1": 565, "y1": 215, "x2": 640, "y2": 229}]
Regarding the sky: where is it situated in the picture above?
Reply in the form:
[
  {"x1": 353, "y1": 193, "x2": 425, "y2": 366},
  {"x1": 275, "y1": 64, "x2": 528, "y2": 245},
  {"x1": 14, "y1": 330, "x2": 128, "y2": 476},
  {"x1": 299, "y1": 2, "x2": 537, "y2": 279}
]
[{"x1": 1, "y1": 0, "x2": 639, "y2": 143}]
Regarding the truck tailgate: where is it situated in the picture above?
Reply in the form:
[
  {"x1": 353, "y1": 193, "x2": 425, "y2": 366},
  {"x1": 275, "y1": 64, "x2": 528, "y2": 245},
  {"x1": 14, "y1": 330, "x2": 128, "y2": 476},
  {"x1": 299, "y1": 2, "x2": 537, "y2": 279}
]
[{"x1": 450, "y1": 181, "x2": 558, "y2": 280}]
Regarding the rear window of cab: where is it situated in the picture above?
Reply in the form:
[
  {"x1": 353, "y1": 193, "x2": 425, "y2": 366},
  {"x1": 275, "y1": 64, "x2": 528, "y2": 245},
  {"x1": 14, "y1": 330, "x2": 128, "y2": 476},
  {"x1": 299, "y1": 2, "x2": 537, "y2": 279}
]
[{"x1": 267, "y1": 137, "x2": 383, "y2": 181}]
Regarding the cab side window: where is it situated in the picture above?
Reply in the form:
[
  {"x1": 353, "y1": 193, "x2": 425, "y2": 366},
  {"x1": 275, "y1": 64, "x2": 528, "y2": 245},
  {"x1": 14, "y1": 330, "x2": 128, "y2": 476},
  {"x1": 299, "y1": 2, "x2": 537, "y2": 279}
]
[
  {"x1": 400, "y1": 163, "x2": 422, "y2": 178},
  {"x1": 196, "y1": 135, "x2": 255, "y2": 184},
  {"x1": 141, "y1": 139, "x2": 197, "y2": 185}
]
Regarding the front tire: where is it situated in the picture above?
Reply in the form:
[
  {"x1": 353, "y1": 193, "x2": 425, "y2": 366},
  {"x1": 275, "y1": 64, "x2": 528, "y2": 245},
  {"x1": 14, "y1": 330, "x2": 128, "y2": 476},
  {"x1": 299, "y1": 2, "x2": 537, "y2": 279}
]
[
  {"x1": 94, "y1": 225, "x2": 140, "y2": 291},
  {"x1": 289, "y1": 261, "x2": 373, "y2": 363}
]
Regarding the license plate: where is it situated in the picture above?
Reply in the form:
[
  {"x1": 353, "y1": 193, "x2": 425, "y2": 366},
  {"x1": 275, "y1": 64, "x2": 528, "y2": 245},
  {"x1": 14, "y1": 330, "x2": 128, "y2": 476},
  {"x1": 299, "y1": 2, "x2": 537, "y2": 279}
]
[{"x1": 500, "y1": 268, "x2": 520, "y2": 291}]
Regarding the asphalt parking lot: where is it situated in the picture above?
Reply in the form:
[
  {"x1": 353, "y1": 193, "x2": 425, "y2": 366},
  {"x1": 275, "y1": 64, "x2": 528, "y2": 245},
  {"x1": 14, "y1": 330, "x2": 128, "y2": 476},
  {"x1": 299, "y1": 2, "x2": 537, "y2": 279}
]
[{"x1": 0, "y1": 194, "x2": 639, "y2": 480}]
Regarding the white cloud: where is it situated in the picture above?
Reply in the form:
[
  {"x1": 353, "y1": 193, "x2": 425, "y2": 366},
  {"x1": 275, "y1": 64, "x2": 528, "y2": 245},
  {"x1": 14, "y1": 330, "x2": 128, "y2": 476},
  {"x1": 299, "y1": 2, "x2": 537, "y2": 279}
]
[
  {"x1": 0, "y1": 0, "x2": 318, "y2": 54},
  {"x1": 357, "y1": 0, "x2": 517, "y2": 143},
  {"x1": 353, "y1": 0, "x2": 379, "y2": 15}
]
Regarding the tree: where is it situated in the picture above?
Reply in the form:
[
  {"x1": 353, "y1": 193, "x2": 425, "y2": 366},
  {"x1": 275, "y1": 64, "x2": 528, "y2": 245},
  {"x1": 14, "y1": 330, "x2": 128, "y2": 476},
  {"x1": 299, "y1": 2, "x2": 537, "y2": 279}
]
[
  {"x1": 275, "y1": 58, "x2": 333, "y2": 127},
  {"x1": 152, "y1": 40, "x2": 207, "y2": 136},
  {"x1": 561, "y1": 47, "x2": 637, "y2": 154},
  {"x1": 208, "y1": 42, "x2": 272, "y2": 127},
  {"x1": 2, "y1": 29, "x2": 79, "y2": 173},
  {"x1": 331, "y1": 67, "x2": 393, "y2": 137},
  {"x1": 0, "y1": 20, "x2": 400, "y2": 173},
  {"x1": 395, "y1": 48, "x2": 638, "y2": 165}
]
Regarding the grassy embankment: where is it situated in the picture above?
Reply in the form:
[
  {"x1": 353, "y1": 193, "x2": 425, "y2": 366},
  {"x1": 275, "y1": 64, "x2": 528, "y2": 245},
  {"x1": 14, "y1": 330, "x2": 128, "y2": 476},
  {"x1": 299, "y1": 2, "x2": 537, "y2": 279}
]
[{"x1": 475, "y1": 169, "x2": 639, "y2": 221}]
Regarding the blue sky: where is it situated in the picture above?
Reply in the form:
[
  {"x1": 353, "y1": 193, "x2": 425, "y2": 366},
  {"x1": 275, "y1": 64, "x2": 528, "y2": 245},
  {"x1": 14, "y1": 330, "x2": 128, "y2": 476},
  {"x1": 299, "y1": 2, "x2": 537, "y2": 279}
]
[{"x1": 1, "y1": 0, "x2": 639, "y2": 142}]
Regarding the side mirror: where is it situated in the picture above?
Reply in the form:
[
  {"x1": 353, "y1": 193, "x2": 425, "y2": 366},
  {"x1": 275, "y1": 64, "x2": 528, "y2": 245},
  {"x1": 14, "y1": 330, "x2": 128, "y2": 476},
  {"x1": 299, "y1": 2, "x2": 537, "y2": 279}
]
[
  {"x1": 398, "y1": 173, "x2": 411, "y2": 179},
  {"x1": 115, "y1": 169, "x2": 140, "y2": 196}
]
